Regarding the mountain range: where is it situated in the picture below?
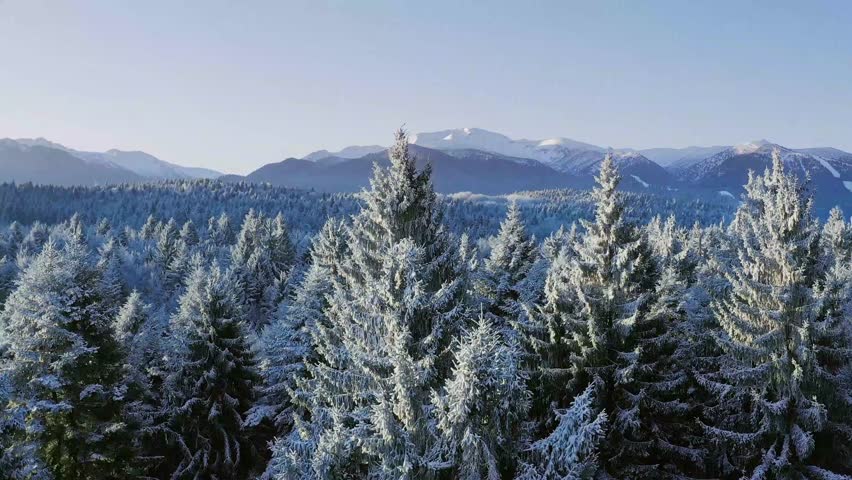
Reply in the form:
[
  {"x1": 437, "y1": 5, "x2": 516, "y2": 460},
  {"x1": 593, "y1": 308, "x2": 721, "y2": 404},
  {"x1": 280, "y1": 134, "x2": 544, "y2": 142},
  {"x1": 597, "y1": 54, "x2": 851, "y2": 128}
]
[
  {"x1": 0, "y1": 138, "x2": 220, "y2": 186},
  {"x1": 3, "y1": 129, "x2": 852, "y2": 212},
  {"x1": 225, "y1": 128, "x2": 852, "y2": 212}
]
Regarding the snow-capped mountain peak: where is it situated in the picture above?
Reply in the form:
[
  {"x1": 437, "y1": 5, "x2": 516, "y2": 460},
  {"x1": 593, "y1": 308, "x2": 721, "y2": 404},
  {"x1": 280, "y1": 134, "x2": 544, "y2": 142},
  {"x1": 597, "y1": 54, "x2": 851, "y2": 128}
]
[
  {"x1": 303, "y1": 145, "x2": 385, "y2": 162},
  {"x1": 733, "y1": 139, "x2": 776, "y2": 154},
  {"x1": 410, "y1": 127, "x2": 605, "y2": 170}
]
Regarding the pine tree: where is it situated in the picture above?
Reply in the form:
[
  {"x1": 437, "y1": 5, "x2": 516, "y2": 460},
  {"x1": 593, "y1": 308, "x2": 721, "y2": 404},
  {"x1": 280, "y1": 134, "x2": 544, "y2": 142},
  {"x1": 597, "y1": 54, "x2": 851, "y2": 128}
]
[
  {"x1": 162, "y1": 262, "x2": 261, "y2": 480},
  {"x1": 0, "y1": 239, "x2": 132, "y2": 479},
  {"x1": 709, "y1": 152, "x2": 849, "y2": 478},
  {"x1": 433, "y1": 316, "x2": 530, "y2": 479}
]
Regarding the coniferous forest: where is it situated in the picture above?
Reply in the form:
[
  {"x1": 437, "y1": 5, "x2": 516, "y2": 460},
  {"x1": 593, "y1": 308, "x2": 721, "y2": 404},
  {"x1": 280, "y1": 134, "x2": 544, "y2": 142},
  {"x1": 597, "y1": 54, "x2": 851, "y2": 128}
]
[{"x1": 2, "y1": 129, "x2": 852, "y2": 480}]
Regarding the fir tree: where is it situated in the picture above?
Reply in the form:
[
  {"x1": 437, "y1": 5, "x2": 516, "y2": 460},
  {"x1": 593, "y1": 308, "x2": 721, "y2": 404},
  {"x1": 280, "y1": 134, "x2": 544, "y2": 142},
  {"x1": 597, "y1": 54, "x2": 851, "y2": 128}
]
[
  {"x1": 113, "y1": 291, "x2": 168, "y2": 476},
  {"x1": 526, "y1": 154, "x2": 656, "y2": 477},
  {"x1": 179, "y1": 220, "x2": 199, "y2": 247},
  {"x1": 97, "y1": 237, "x2": 128, "y2": 316},
  {"x1": 249, "y1": 218, "x2": 348, "y2": 438},
  {"x1": 231, "y1": 210, "x2": 296, "y2": 329}
]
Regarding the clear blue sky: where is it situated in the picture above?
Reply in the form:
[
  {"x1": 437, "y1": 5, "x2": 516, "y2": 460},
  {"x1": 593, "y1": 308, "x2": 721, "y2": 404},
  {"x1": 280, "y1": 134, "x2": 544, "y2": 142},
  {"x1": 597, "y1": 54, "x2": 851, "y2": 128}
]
[{"x1": 1, "y1": 0, "x2": 850, "y2": 174}]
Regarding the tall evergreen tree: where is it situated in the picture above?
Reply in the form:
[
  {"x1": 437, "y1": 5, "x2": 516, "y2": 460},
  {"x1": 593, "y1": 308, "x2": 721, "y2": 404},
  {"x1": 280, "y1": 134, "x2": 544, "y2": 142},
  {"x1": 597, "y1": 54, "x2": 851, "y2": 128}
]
[
  {"x1": 275, "y1": 129, "x2": 470, "y2": 479},
  {"x1": 477, "y1": 202, "x2": 538, "y2": 338},
  {"x1": 231, "y1": 210, "x2": 296, "y2": 329},
  {"x1": 433, "y1": 315, "x2": 530, "y2": 479},
  {"x1": 523, "y1": 154, "x2": 656, "y2": 477},
  {"x1": 0, "y1": 239, "x2": 132, "y2": 479},
  {"x1": 162, "y1": 262, "x2": 261, "y2": 480},
  {"x1": 113, "y1": 290, "x2": 169, "y2": 474},
  {"x1": 710, "y1": 152, "x2": 851, "y2": 478},
  {"x1": 249, "y1": 218, "x2": 348, "y2": 452}
]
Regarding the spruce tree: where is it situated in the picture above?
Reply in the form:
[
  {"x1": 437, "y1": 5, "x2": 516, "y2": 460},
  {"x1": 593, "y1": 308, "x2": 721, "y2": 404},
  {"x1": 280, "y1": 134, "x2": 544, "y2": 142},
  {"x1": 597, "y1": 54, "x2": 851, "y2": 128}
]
[
  {"x1": 0, "y1": 239, "x2": 132, "y2": 479},
  {"x1": 162, "y1": 262, "x2": 260, "y2": 477},
  {"x1": 515, "y1": 378, "x2": 608, "y2": 480},
  {"x1": 249, "y1": 218, "x2": 348, "y2": 452},
  {"x1": 433, "y1": 315, "x2": 530, "y2": 479},
  {"x1": 523, "y1": 154, "x2": 656, "y2": 477},
  {"x1": 162, "y1": 262, "x2": 261, "y2": 479},
  {"x1": 231, "y1": 210, "x2": 296, "y2": 329},
  {"x1": 276, "y1": 129, "x2": 470, "y2": 479},
  {"x1": 113, "y1": 291, "x2": 168, "y2": 476},
  {"x1": 477, "y1": 202, "x2": 538, "y2": 338},
  {"x1": 97, "y1": 237, "x2": 128, "y2": 316},
  {"x1": 710, "y1": 152, "x2": 850, "y2": 478}
]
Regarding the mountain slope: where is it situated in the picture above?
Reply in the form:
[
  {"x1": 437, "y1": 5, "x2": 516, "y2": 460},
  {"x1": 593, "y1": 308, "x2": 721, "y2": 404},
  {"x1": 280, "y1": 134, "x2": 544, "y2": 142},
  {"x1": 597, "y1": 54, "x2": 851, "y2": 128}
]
[
  {"x1": 92, "y1": 150, "x2": 220, "y2": 179},
  {"x1": 638, "y1": 145, "x2": 728, "y2": 167},
  {"x1": 235, "y1": 145, "x2": 587, "y2": 194},
  {"x1": 410, "y1": 127, "x2": 605, "y2": 169},
  {"x1": 4, "y1": 138, "x2": 220, "y2": 180},
  {"x1": 671, "y1": 141, "x2": 852, "y2": 209},
  {"x1": 0, "y1": 140, "x2": 143, "y2": 186},
  {"x1": 303, "y1": 145, "x2": 385, "y2": 162}
]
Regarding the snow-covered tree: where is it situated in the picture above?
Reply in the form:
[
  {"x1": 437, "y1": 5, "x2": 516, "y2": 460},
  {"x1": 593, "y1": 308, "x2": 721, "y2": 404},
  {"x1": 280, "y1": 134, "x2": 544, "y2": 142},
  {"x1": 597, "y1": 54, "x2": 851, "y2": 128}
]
[
  {"x1": 273, "y1": 129, "x2": 471, "y2": 479},
  {"x1": 161, "y1": 262, "x2": 261, "y2": 479},
  {"x1": 249, "y1": 217, "x2": 349, "y2": 455},
  {"x1": 0, "y1": 239, "x2": 133, "y2": 479},
  {"x1": 96, "y1": 217, "x2": 112, "y2": 236},
  {"x1": 622, "y1": 263, "x2": 708, "y2": 477},
  {"x1": 231, "y1": 210, "x2": 296, "y2": 329},
  {"x1": 112, "y1": 291, "x2": 168, "y2": 475},
  {"x1": 516, "y1": 378, "x2": 608, "y2": 480},
  {"x1": 525, "y1": 154, "x2": 656, "y2": 477},
  {"x1": 97, "y1": 237, "x2": 128, "y2": 315},
  {"x1": 433, "y1": 315, "x2": 530, "y2": 479},
  {"x1": 709, "y1": 152, "x2": 850, "y2": 478},
  {"x1": 179, "y1": 220, "x2": 199, "y2": 247},
  {"x1": 1, "y1": 369, "x2": 47, "y2": 480},
  {"x1": 477, "y1": 202, "x2": 538, "y2": 338}
]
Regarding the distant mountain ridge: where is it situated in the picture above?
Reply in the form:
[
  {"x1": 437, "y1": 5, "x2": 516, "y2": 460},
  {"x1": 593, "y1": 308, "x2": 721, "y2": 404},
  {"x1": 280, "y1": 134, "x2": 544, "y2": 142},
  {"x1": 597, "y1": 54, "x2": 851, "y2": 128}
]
[
  {"x1": 5, "y1": 129, "x2": 852, "y2": 214},
  {"x1": 244, "y1": 127, "x2": 852, "y2": 211},
  {"x1": 0, "y1": 138, "x2": 221, "y2": 186},
  {"x1": 235, "y1": 144, "x2": 587, "y2": 195}
]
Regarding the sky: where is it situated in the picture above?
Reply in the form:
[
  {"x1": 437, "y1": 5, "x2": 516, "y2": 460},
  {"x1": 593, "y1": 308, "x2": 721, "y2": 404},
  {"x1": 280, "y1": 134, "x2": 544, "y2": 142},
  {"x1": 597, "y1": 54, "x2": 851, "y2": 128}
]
[{"x1": 0, "y1": 0, "x2": 850, "y2": 175}]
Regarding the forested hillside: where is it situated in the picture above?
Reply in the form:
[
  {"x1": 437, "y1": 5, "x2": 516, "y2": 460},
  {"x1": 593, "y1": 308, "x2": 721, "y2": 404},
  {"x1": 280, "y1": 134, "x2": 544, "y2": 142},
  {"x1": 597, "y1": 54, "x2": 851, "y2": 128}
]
[
  {"x1": 1, "y1": 131, "x2": 851, "y2": 479},
  {"x1": 0, "y1": 177, "x2": 736, "y2": 246}
]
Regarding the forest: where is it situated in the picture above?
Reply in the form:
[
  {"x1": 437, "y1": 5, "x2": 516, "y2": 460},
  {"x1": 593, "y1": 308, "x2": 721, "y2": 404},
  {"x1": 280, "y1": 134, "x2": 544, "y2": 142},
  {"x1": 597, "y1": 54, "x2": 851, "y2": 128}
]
[{"x1": 1, "y1": 130, "x2": 851, "y2": 480}]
